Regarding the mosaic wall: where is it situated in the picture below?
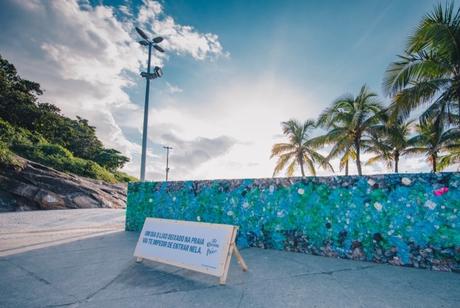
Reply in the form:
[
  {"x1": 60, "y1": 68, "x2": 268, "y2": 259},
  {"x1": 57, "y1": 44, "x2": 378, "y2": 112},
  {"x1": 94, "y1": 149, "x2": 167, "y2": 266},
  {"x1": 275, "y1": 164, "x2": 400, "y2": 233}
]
[{"x1": 126, "y1": 173, "x2": 460, "y2": 271}]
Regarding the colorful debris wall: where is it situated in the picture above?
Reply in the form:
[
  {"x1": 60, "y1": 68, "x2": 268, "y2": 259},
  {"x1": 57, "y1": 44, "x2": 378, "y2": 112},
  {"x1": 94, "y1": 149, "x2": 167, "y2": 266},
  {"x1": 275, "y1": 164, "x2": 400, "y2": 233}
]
[{"x1": 126, "y1": 173, "x2": 460, "y2": 271}]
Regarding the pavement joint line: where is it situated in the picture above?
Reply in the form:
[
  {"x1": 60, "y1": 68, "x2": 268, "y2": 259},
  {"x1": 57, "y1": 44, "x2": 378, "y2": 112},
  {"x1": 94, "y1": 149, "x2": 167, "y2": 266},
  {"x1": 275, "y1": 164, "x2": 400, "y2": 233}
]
[
  {"x1": 6, "y1": 258, "x2": 52, "y2": 285},
  {"x1": 291, "y1": 264, "x2": 376, "y2": 278},
  {"x1": 6, "y1": 259, "x2": 80, "y2": 304},
  {"x1": 55, "y1": 264, "x2": 233, "y2": 305},
  {"x1": 82, "y1": 262, "x2": 138, "y2": 303},
  {"x1": 44, "y1": 262, "x2": 138, "y2": 308},
  {"x1": 236, "y1": 283, "x2": 245, "y2": 308}
]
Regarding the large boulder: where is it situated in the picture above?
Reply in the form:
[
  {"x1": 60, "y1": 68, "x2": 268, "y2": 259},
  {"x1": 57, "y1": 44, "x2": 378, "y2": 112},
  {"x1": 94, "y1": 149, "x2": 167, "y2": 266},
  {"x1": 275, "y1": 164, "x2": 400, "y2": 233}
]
[{"x1": 0, "y1": 156, "x2": 126, "y2": 211}]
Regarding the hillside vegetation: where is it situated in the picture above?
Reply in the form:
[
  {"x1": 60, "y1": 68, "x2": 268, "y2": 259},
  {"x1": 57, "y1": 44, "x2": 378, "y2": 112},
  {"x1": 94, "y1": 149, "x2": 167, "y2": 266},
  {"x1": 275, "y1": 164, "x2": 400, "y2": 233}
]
[{"x1": 0, "y1": 55, "x2": 136, "y2": 183}]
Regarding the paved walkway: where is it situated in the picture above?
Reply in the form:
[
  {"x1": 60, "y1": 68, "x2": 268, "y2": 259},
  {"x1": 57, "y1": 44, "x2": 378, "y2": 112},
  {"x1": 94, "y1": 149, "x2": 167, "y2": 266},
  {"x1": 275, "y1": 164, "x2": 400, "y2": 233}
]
[
  {"x1": 0, "y1": 209, "x2": 125, "y2": 257},
  {"x1": 0, "y1": 210, "x2": 459, "y2": 307}
]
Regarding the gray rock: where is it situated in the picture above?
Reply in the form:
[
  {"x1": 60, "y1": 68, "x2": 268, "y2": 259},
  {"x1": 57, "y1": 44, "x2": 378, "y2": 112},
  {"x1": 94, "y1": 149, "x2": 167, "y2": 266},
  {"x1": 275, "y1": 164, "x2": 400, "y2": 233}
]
[{"x1": 0, "y1": 156, "x2": 126, "y2": 211}]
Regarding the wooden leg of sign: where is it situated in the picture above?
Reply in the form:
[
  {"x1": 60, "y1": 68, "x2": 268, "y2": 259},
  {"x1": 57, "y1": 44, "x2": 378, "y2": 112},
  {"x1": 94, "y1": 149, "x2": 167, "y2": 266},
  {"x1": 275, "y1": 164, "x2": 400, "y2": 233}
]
[
  {"x1": 136, "y1": 257, "x2": 143, "y2": 263},
  {"x1": 219, "y1": 228, "x2": 238, "y2": 285},
  {"x1": 219, "y1": 243, "x2": 234, "y2": 285},
  {"x1": 233, "y1": 246, "x2": 248, "y2": 272}
]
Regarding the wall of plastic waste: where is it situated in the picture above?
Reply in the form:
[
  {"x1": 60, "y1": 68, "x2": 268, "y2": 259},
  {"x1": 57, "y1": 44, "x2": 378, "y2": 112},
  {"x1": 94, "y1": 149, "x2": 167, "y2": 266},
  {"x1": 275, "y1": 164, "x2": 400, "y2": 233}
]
[{"x1": 126, "y1": 173, "x2": 459, "y2": 271}]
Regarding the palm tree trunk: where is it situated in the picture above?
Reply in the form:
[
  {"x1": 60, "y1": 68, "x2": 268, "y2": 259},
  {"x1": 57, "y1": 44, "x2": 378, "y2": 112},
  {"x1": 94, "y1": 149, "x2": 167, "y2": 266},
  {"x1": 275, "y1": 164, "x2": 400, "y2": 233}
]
[
  {"x1": 432, "y1": 153, "x2": 437, "y2": 172},
  {"x1": 394, "y1": 151, "x2": 399, "y2": 173},
  {"x1": 345, "y1": 160, "x2": 349, "y2": 176},
  {"x1": 298, "y1": 157, "x2": 305, "y2": 177},
  {"x1": 354, "y1": 138, "x2": 362, "y2": 176}
]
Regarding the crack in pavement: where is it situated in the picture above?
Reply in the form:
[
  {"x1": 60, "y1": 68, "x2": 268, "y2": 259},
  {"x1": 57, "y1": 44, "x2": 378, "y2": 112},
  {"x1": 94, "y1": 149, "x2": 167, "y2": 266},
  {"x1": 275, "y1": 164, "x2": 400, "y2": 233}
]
[
  {"x1": 6, "y1": 259, "x2": 80, "y2": 304},
  {"x1": 43, "y1": 266, "x2": 221, "y2": 307},
  {"x1": 7, "y1": 259, "x2": 52, "y2": 285},
  {"x1": 236, "y1": 284, "x2": 245, "y2": 308},
  {"x1": 292, "y1": 264, "x2": 376, "y2": 278},
  {"x1": 43, "y1": 262, "x2": 137, "y2": 308}
]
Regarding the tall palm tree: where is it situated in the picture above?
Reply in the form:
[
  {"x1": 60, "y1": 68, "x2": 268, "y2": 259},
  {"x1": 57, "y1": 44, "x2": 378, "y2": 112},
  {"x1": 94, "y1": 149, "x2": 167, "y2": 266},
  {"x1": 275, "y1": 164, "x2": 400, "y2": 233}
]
[
  {"x1": 271, "y1": 119, "x2": 332, "y2": 177},
  {"x1": 383, "y1": 2, "x2": 460, "y2": 126},
  {"x1": 317, "y1": 85, "x2": 384, "y2": 176},
  {"x1": 406, "y1": 120, "x2": 460, "y2": 172},
  {"x1": 365, "y1": 118, "x2": 413, "y2": 173}
]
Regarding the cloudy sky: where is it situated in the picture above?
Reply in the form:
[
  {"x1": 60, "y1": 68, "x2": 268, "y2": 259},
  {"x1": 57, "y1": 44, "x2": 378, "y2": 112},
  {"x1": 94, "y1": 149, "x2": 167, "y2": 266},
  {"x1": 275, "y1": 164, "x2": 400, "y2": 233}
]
[{"x1": 0, "y1": 0, "x2": 445, "y2": 181}]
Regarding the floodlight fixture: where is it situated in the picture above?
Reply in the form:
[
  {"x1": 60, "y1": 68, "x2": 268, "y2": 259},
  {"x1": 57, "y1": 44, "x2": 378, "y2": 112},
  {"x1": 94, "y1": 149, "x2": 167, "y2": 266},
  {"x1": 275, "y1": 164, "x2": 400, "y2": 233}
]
[
  {"x1": 153, "y1": 37, "x2": 164, "y2": 43},
  {"x1": 154, "y1": 66, "x2": 163, "y2": 78},
  {"x1": 153, "y1": 45, "x2": 165, "y2": 53},
  {"x1": 135, "y1": 27, "x2": 148, "y2": 40}
]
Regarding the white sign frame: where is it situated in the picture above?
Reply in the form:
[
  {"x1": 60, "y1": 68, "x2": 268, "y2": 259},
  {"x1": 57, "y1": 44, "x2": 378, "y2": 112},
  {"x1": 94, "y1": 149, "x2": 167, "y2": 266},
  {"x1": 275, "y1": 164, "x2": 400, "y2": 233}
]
[{"x1": 134, "y1": 218, "x2": 248, "y2": 284}]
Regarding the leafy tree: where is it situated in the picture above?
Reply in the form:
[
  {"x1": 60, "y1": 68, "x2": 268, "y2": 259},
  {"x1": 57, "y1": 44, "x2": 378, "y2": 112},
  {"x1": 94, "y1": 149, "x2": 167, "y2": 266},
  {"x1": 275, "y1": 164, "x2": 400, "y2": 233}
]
[
  {"x1": 365, "y1": 118, "x2": 413, "y2": 173},
  {"x1": 0, "y1": 54, "x2": 133, "y2": 181},
  {"x1": 271, "y1": 119, "x2": 332, "y2": 177},
  {"x1": 406, "y1": 120, "x2": 460, "y2": 172},
  {"x1": 93, "y1": 149, "x2": 130, "y2": 172},
  {"x1": 383, "y1": 1, "x2": 460, "y2": 126},
  {"x1": 317, "y1": 85, "x2": 384, "y2": 175}
]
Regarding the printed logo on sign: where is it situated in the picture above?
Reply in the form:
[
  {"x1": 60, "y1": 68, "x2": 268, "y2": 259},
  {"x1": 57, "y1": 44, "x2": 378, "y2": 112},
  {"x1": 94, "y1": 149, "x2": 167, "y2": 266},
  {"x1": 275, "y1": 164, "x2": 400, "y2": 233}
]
[{"x1": 206, "y1": 238, "x2": 219, "y2": 256}]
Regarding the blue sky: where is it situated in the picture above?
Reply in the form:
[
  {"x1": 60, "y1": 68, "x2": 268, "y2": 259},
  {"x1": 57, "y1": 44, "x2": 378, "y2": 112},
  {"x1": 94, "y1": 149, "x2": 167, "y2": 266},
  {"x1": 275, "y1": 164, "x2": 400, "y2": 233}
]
[{"x1": 0, "y1": 0, "x2": 442, "y2": 180}]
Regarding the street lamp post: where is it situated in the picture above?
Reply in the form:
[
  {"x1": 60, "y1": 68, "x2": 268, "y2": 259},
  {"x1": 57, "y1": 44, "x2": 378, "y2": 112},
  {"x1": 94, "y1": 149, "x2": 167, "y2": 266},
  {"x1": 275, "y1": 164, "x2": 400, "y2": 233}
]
[
  {"x1": 136, "y1": 27, "x2": 165, "y2": 181},
  {"x1": 163, "y1": 146, "x2": 173, "y2": 181}
]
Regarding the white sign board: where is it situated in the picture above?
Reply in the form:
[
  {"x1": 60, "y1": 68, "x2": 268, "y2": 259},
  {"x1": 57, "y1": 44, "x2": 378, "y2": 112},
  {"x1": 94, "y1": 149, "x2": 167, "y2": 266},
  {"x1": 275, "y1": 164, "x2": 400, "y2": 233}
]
[{"x1": 134, "y1": 218, "x2": 244, "y2": 282}]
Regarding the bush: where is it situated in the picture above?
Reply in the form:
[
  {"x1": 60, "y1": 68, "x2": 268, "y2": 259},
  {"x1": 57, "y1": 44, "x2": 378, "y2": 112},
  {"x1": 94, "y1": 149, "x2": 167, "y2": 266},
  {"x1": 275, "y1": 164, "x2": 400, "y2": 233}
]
[
  {"x1": 1, "y1": 118, "x2": 132, "y2": 183},
  {"x1": 12, "y1": 143, "x2": 118, "y2": 183},
  {"x1": 0, "y1": 141, "x2": 13, "y2": 165},
  {"x1": 113, "y1": 171, "x2": 138, "y2": 182}
]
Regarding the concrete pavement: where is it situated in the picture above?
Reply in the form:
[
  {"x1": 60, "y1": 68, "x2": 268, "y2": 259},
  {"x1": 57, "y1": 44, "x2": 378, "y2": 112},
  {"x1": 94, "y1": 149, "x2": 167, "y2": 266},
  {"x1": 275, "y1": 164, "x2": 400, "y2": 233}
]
[
  {"x1": 0, "y1": 209, "x2": 125, "y2": 257},
  {"x1": 0, "y1": 210, "x2": 459, "y2": 307}
]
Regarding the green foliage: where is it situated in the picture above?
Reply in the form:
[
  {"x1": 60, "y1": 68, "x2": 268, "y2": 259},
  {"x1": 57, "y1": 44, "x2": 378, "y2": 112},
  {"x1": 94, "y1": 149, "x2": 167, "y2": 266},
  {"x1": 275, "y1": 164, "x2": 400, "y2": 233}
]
[
  {"x1": 384, "y1": 1, "x2": 460, "y2": 126},
  {"x1": 12, "y1": 142, "x2": 118, "y2": 183},
  {"x1": 93, "y1": 149, "x2": 130, "y2": 172},
  {"x1": 406, "y1": 120, "x2": 460, "y2": 172},
  {"x1": 0, "y1": 141, "x2": 16, "y2": 167},
  {"x1": 113, "y1": 171, "x2": 138, "y2": 183},
  {"x1": 270, "y1": 119, "x2": 332, "y2": 177},
  {"x1": 0, "y1": 54, "x2": 133, "y2": 183},
  {"x1": 315, "y1": 85, "x2": 384, "y2": 176},
  {"x1": 365, "y1": 118, "x2": 413, "y2": 173}
]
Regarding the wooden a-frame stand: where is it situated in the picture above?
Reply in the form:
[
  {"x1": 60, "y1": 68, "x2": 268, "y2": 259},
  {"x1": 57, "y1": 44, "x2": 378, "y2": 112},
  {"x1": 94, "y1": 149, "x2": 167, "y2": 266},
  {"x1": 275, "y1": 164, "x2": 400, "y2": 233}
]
[{"x1": 136, "y1": 225, "x2": 248, "y2": 285}]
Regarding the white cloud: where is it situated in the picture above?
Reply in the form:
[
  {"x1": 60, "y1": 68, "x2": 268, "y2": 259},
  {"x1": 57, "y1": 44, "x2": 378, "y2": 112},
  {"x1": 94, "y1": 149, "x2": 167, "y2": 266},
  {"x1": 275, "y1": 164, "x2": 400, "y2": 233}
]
[
  {"x1": 0, "y1": 0, "x2": 446, "y2": 181},
  {"x1": 0, "y1": 0, "x2": 226, "y2": 179},
  {"x1": 165, "y1": 82, "x2": 183, "y2": 94}
]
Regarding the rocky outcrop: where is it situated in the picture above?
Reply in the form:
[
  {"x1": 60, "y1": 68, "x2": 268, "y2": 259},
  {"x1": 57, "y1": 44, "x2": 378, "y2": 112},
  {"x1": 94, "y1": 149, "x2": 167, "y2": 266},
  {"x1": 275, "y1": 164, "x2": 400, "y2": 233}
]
[{"x1": 0, "y1": 156, "x2": 126, "y2": 211}]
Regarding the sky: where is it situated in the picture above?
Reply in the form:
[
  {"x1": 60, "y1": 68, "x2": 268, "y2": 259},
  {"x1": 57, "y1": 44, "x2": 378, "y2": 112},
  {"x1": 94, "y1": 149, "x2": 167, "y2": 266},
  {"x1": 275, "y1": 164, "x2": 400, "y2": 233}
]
[{"x1": 0, "y1": 0, "x2": 447, "y2": 181}]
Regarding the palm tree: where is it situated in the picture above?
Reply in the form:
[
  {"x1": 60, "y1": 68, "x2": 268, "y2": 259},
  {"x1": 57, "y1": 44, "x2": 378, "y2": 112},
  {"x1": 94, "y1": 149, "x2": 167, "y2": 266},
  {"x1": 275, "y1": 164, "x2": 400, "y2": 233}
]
[
  {"x1": 383, "y1": 2, "x2": 460, "y2": 126},
  {"x1": 365, "y1": 118, "x2": 413, "y2": 173},
  {"x1": 317, "y1": 85, "x2": 384, "y2": 176},
  {"x1": 338, "y1": 147, "x2": 356, "y2": 176},
  {"x1": 271, "y1": 119, "x2": 332, "y2": 177},
  {"x1": 438, "y1": 145, "x2": 460, "y2": 170},
  {"x1": 406, "y1": 120, "x2": 460, "y2": 172}
]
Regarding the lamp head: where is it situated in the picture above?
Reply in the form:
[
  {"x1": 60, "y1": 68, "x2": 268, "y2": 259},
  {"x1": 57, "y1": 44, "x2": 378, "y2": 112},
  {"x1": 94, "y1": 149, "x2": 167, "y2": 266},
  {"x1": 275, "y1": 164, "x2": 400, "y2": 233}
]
[
  {"x1": 153, "y1": 45, "x2": 165, "y2": 53},
  {"x1": 153, "y1": 36, "x2": 164, "y2": 43},
  {"x1": 154, "y1": 66, "x2": 163, "y2": 78},
  {"x1": 135, "y1": 27, "x2": 149, "y2": 40}
]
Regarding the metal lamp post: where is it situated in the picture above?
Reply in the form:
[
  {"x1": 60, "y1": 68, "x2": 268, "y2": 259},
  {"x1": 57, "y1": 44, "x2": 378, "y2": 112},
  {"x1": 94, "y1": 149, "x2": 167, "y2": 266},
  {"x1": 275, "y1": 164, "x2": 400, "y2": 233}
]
[
  {"x1": 163, "y1": 146, "x2": 173, "y2": 181},
  {"x1": 135, "y1": 27, "x2": 165, "y2": 181}
]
